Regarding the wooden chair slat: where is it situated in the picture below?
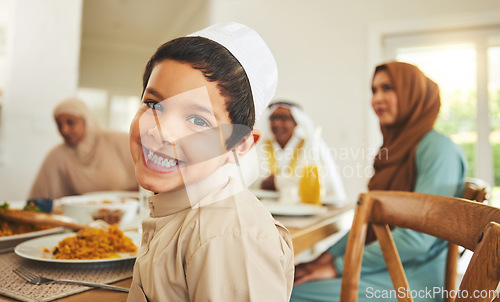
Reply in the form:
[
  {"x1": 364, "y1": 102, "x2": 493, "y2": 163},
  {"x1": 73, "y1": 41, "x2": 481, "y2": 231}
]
[{"x1": 372, "y1": 223, "x2": 413, "y2": 302}]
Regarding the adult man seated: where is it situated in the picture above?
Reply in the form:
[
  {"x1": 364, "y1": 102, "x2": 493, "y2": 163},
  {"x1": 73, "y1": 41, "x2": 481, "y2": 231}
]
[{"x1": 253, "y1": 101, "x2": 346, "y2": 205}]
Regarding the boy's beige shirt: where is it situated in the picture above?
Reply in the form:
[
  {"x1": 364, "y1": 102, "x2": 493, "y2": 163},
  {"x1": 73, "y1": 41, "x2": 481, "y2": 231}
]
[{"x1": 127, "y1": 168, "x2": 294, "y2": 302}]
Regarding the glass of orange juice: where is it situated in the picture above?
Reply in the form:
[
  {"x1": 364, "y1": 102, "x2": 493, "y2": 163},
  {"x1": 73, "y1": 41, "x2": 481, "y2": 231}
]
[{"x1": 299, "y1": 165, "x2": 322, "y2": 205}]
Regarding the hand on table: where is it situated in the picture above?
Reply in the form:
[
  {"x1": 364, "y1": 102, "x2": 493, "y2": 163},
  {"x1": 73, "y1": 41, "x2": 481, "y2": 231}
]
[
  {"x1": 294, "y1": 252, "x2": 338, "y2": 286},
  {"x1": 260, "y1": 175, "x2": 276, "y2": 191}
]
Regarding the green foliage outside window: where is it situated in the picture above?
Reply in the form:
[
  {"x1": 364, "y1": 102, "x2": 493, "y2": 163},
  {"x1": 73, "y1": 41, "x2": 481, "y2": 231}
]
[{"x1": 434, "y1": 89, "x2": 500, "y2": 186}]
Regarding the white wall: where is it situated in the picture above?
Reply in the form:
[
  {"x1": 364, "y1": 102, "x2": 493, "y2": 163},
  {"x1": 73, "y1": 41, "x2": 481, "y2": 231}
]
[
  {"x1": 0, "y1": 0, "x2": 10, "y2": 90},
  {"x1": 0, "y1": 0, "x2": 82, "y2": 199},
  {"x1": 79, "y1": 0, "x2": 211, "y2": 98},
  {"x1": 209, "y1": 0, "x2": 500, "y2": 202},
  {"x1": 79, "y1": 42, "x2": 151, "y2": 97}
]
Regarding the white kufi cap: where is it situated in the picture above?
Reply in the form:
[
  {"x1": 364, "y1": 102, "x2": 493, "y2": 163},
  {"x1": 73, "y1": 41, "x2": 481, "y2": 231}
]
[{"x1": 189, "y1": 22, "x2": 278, "y2": 122}]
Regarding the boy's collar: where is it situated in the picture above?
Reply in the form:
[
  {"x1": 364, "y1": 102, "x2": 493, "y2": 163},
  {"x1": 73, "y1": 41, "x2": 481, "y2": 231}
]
[{"x1": 147, "y1": 165, "x2": 244, "y2": 217}]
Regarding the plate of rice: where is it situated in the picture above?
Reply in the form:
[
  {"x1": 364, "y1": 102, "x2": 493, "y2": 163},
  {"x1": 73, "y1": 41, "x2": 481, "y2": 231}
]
[{"x1": 14, "y1": 225, "x2": 140, "y2": 263}]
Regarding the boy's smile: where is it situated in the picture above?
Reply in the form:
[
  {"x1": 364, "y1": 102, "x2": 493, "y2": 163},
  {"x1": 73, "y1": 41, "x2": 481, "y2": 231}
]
[
  {"x1": 129, "y1": 59, "x2": 234, "y2": 193},
  {"x1": 142, "y1": 146, "x2": 183, "y2": 173}
]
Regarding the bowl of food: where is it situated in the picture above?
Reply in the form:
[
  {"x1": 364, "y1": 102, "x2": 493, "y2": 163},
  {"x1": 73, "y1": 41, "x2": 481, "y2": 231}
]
[{"x1": 59, "y1": 194, "x2": 139, "y2": 226}]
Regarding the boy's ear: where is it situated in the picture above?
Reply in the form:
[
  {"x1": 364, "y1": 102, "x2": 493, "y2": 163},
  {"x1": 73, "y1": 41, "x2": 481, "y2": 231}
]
[{"x1": 227, "y1": 129, "x2": 261, "y2": 164}]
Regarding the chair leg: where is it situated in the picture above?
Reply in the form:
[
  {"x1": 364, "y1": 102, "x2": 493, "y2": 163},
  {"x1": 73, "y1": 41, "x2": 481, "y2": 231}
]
[
  {"x1": 340, "y1": 194, "x2": 373, "y2": 302},
  {"x1": 445, "y1": 243, "x2": 459, "y2": 302}
]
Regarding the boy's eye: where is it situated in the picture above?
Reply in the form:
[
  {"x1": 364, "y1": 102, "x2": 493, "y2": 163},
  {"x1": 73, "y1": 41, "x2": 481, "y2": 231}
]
[
  {"x1": 187, "y1": 115, "x2": 211, "y2": 127},
  {"x1": 144, "y1": 100, "x2": 164, "y2": 112}
]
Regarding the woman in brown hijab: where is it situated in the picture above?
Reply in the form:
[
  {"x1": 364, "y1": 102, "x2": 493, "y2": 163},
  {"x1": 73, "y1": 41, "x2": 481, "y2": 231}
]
[
  {"x1": 291, "y1": 62, "x2": 467, "y2": 302},
  {"x1": 29, "y1": 98, "x2": 138, "y2": 199}
]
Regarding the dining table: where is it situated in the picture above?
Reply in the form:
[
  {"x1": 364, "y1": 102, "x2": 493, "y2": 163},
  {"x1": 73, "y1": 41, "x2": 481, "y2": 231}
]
[{"x1": 0, "y1": 201, "x2": 355, "y2": 302}]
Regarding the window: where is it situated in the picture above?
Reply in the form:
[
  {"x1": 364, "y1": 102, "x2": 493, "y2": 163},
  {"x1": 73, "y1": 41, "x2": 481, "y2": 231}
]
[
  {"x1": 384, "y1": 27, "x2": 500, "y2": 206},
  {"x1": 108, "y1": 95, "x2": 140, "y2": 132},
  {"x1": 489, "y1": 46, "x2": 500, "y2": 205},
  {"x1": 76, "y1": 88, "x2": 140, "y2": 132},
  {"x1": 396, "y1": 45, "x2": 477, "y2": 177}
]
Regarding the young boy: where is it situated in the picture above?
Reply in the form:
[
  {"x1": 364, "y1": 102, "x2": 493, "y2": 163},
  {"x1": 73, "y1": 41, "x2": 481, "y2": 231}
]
[{"x1": 127, "y1": 22, "x2": 294, "y2": 302}]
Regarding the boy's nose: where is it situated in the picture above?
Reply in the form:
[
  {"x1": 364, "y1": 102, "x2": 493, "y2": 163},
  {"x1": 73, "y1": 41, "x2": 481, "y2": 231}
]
[
  {"x1": 147, "y1": 126, "x2": 163, "y2": 143},
  {"x1": 147, "y1": 121, "x2": 178, "y2": 144},
  {"x1": 148, "y1": 126, "x2": 175, "y2": 144}
]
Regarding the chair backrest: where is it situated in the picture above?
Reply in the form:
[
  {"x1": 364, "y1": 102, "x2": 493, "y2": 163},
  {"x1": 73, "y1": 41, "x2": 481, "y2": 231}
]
[
  {"x1": 445, "y1": 179, "x2": 490, "y2": 301},
  {"x1": 340, "y1": 191, "x2": 500, "y2": 302},
  {"x1": 463, "y1": 177, "x2": 490, "y2": 204}
]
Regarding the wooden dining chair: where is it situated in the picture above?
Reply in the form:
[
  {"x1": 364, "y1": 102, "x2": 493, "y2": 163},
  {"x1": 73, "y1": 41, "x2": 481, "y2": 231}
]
[
  {"x1": 463, "y1": 177, "x2": 490, "y2": 204},
  {"x1": 445, "y1": 179, "x2": 490, "y2": 301},
  {"x1": 340, "y1": 190, "x2": 500, "y2": 302}
]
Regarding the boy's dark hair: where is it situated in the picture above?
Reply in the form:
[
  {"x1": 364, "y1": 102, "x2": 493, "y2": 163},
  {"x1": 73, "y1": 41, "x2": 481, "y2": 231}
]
[{"x1": 142, "y1": 37, "x2": 254, "y2": 149}]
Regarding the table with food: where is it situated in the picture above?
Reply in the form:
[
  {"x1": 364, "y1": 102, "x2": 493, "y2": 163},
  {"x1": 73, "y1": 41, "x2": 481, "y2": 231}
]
[
  {"x1": 0, "y1": 187, "x2": 353, "y2": 302},
  {"x1": 0, "y1": 192, "x2": 143, "y2": 302}
]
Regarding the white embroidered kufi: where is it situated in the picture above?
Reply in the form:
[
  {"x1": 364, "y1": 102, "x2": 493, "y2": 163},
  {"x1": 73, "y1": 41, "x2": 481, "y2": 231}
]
[{"x1": 188, "y1": 22, "x2": 278, "y2": 122}]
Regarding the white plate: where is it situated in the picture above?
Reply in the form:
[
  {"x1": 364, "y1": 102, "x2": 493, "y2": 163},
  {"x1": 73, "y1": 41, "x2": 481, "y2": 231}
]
[
  {"x1": 262, "y1": 202, "x2": 327, "y2": 216},
  {"x1": 250, "y1": 189, "x2": 280, "y2": 200},
  {"x1": 14, "y1": 231, "x2": 141, "y2": 263}
]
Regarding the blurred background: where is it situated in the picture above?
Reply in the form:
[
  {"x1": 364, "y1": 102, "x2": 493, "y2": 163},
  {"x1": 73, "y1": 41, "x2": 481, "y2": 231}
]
[{"x1": 0, "y1": 0, "x2": 499, "y2": 205}]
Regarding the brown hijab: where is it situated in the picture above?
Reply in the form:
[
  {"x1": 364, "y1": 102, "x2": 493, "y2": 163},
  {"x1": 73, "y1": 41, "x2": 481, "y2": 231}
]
[{"x1": 367, "y1": 62, "x2": 441, "y2": 192}]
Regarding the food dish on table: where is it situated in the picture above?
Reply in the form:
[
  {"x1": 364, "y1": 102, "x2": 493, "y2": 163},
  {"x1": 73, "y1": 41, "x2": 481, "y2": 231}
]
[
  {"x1": 0, "y1": 201, "x2": 65, "y2": 249},
  {"x1": 1, "y1": 216, "x2": 54, "y2": 237},
  {"x1": 15, "y1": 227, "x2": 141, "y2": 263},
  {"x1": 59, "y1": 194, "x2": 139, "y2": 226},
  {"x1": 0, "y1": 227, "x2": 64, "y2": 250},
  {"x1": 50, "y1": 225, "x2": 137, "y2": 260},
  {"x1": 0, "y1": 202, "x2": 55, "y2": 237}
]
